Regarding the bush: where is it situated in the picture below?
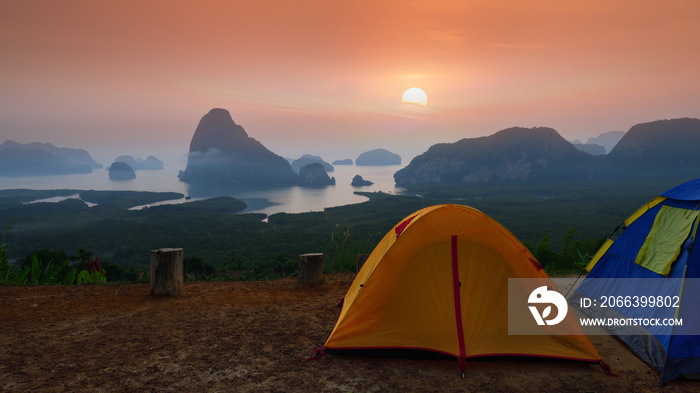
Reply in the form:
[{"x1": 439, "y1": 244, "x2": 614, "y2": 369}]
[
  {"x1": 0, "y1": 220, "x2": 13, "y2": 283},
  {"x1": 324, "y1": 225, "x2": 375, "y2": 272},
  {"x1": 183, "y1": 254, "x2": 216, "y2": 281},
  {"x1": 76, "y1": 258, "x2": 106, "y2": 285},
  {"x1": 101, "y1": 261, "x2": 139, "y2": 283},
  {"x1": 528, "y1": 228, "x2": 605, "y2": 274},
  {"x1": 15, "y1": 251, "x2": 75, "y2": 285}
]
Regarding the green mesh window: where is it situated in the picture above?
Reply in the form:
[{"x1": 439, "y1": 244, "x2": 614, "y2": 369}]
[{"x1": 635, "y1": 206, "x2": 699, "y2": 275}]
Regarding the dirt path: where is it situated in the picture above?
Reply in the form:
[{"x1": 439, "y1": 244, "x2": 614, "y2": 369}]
[{"x1": 0, "y1": 274, "x2": 694, "y2": 392}]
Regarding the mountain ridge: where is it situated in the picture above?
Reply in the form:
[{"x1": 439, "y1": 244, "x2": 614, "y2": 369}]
[
  {"x1": 395, "y1": 118, "x2": 700, "y2": 186},
  {"x1": 0, "y1": 141, "x2": 102, "y2": 176}
]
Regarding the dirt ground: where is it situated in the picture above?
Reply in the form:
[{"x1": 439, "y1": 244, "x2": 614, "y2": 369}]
[{"x1": 0, "y1": 273, "x2": 696, "y2": 392}]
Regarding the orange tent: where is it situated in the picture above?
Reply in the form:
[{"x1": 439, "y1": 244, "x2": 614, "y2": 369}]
[{"x1": 318, "y1": 204, "x2": 607, "y2": 374}]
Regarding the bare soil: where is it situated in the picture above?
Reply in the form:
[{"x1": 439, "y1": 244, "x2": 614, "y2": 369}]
[{"x1": 0, "y1": 273, "x2": 695, "y2": 392}]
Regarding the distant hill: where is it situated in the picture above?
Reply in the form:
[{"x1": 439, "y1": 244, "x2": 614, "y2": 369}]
[
  {"x1": 587, "y1": 131, "x2": 625, "y2": 153},
  {"x1": 0, "y1": 141, "x2": 101, "y2": 176},
  {"x1": 572, "y1": 143, "x2": 606, "y2": 155},
  {"x1": 178, "y1": 109, "x2": 298, "y2": 185},
  {"x1": 356, "y1": 149, "x2": 401, "y2": 166},
  {"x1": 115, "y1": 155, "x2": 164, "y2": 170},
  {"x1": 394, "y1": 118, "x2": 700, "y2": 186},
  {"x1": 0, "y1": 141, "x2": 102, "y2": 169},
  {"x1": 290, "y1": 154, "x2": 334, "y2": 174},
  {"x1": 604, "y1": 118, "x2": 700, "y2": 177},
  {"x1": 332, "y1": 159, "x2": 353, "y2": 165},
  {"x1": 394, "y1": 127, "x2": 594, "y2": 186}
]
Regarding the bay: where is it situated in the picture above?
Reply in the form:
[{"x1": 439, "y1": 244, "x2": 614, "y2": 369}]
[{"x1": 0, "y1": 164, "x2": 407, "y2": 215}]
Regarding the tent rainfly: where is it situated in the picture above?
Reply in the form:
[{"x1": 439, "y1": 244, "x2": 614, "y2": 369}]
[
  {"x1": 312, "y1": 204, "x2": 608, "y2": 375},
  {"x1": 571, "y1": 178, "x2": 700, "y2": 385}
]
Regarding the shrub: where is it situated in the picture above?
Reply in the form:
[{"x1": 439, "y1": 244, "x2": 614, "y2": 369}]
[
  {"x1": 76, "y1": 258, "x2": 106, "y2": 285},
  {"x1": 184, "y1": 254, "x2": 216, "y2": 281},
  {"x1": 0, "y1": 221, "x2": 13, "y2": 283},
  {"x1": 15, "y1": 251, "x2": 75, "y2": 285}
]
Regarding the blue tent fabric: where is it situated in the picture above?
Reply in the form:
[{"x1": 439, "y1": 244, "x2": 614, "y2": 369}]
[
  {"x1": 571, "y1": 177, "x2": 700, "y2": 385},
  {"x1": 661, "y1": 177, "x2": 700, "y2": 201}
]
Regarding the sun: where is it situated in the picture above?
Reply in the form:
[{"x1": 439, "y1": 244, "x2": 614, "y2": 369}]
[{"x1": 402, "y1": 87, "x2": 428, "y2": 106}]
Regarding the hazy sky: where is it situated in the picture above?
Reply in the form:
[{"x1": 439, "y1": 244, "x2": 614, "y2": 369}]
[{"x1": 2, "y1": 0, "x2": 699, "y2": 165}]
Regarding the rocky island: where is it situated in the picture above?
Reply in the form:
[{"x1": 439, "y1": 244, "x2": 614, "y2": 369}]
[
  {"x1": 351, "y1": 174, "x2": 373, "y2": 186},
  {"x1": 356, "y1": 148, "x2": 401, "y2": 166},
  {"x1": 291, "y1": 154, "x2": 334, "y2": 173},
  {"x1": 178, "y1": 109, "x2": 299, "y2": 185},
  {"x1": 108, "y1": 161, "x2": 136, "y2": 180},
  {"x1": 298, "y1": 162, "x2": 335, "y2": 186}
]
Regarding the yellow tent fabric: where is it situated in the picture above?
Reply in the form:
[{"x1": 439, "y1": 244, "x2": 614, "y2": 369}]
[
  {"x1": 635, "y1": 206, "x2": 700, "y2": 275},
  {"x1": 585, "y1": 238, "x2": 614, "y2": 272},
  {"x1": 323, "y1": 204, "x2": 604, "y2": 372}
]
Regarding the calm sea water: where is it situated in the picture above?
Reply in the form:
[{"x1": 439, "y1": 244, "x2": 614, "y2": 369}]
[{"x1": 1, "y1": 164, "x2": 407, "y2": 215}]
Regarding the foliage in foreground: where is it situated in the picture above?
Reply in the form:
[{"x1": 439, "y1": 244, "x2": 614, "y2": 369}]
[
  {"x1": 0, "y1": 219, "x2": 13, "y2": 283},
  {"x1": 526, "y1": 228, "x2": 605, "y2": 274},
  {"x1": 1, "y1": 229, "x2": 601, "y2": 286},
  {"x1": 1, "y1": 246, "x2": 108, "y2": 286}
]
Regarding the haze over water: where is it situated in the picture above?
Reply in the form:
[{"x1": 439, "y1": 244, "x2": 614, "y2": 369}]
[{"x1": 2, "y1": 164, "x2": 406, "y2": 215}]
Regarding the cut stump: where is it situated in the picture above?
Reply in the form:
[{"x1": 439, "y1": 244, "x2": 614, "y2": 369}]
[
  {"x1": 298, "y1": 253, "x2": 324, "y2": 286},
  {"x1": 150, "y1": 248, "x2": 183, "y2": 296}
]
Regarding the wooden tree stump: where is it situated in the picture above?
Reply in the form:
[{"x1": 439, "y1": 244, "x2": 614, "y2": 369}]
[
  {"x1": 298, "y1": 253, "x2": 324, "y2": 286},
  {"x1": 150, "y1": 248, "x2": 183, "y2": 296},
  {"x1": 356, "y1": 254, "x2": 370, "y2": 272}
]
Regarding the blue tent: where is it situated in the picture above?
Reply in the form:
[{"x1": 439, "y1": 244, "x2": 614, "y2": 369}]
[{"x1": 570, "y1": 178, "x2": 700, "y2": 385}]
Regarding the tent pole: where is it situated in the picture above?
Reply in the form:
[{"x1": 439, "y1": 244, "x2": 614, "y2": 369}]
[
  {"x1": 564, "y1": 267, "x2": 586, "y2": 299},
  {"x1": 451, "y1": 235, "x2": 467, "y2": 377}
]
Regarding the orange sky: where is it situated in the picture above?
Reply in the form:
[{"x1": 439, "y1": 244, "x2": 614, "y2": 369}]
[{"x1": 1, "y1": 0, "x2": 699, "y2": 164}]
